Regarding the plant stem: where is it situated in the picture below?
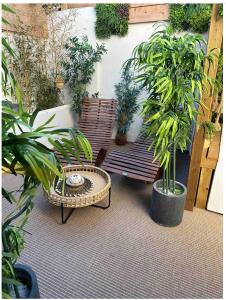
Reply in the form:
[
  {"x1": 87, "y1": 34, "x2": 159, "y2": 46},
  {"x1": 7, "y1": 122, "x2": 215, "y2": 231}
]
[
  {"x1": 162, "y1": 169, "x2": 165, "y2": 192},
  {"x1": 168, "y1": 151, "x2": 171, "y2": 192},
  {"x1": 62, "y1": 168, "x2": 65, "y2": 197},
  {"x1": 166, "y1": 167, "x2": 169, "y2": 194},
  {"x1": 173, "y1": 143, "x2": 176, "y2": 193}
]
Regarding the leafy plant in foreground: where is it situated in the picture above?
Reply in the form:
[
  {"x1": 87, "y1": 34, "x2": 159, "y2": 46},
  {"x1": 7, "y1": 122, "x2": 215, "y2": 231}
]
[
  {"x1": 2, "y1": 5, "x2": 92, "y2": 298},
  {"x1": 125, "y1": 26, "x2": 215, "y2": 194}
]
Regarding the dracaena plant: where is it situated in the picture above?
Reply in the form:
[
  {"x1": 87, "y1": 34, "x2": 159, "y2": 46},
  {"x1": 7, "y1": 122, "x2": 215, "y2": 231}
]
[
  {"x1": 2, "y1": 5, "x2": 92, "y2": 298},
  {"x1": 115, "y1": 67, "x2": 141, "y2": 135},
  {"x1": 125, "y1": 26, "x2": 215, "y2": 194}
]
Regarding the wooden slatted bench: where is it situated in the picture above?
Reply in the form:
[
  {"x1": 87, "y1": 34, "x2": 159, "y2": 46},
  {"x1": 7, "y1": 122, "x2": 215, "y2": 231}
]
[
  {"x1": 55, "y1": 97, "x2": 117, "y2": 167},
  {"x1": 102, "y1": 137, "x2": 162, "y2": 183}
]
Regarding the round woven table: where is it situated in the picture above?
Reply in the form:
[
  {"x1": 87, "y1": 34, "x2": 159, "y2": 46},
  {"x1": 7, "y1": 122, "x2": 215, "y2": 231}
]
[{"x1": 45, "y1": 165, "x2": 111, "y2": 224}]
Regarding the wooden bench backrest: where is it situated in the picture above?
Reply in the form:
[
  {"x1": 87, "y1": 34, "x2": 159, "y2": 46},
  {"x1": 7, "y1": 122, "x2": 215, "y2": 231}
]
[{"x1": 79, "y1": 97, "x2": 117, "y2": 149}]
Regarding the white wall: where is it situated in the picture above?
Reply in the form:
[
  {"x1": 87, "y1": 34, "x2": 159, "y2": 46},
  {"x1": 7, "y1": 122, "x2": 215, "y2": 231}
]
[
  {"x1": 33, "y1": 105, "x2": 76, "y2": 147},
  {"x1": 55, "y1": 8, "x2": 100, "y2": 104},
  {"x1": 53, "y1": 7, "x2": 167, "y2": 142},
  {"x1": 97, "y1": 22, "x2": 166, "y2": 141}
]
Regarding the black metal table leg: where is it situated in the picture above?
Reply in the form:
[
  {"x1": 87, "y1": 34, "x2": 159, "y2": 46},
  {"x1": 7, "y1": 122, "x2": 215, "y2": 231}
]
[
  {"x1": 92, "y1": 187, "x2": 111, "y2": 210},
  {"x1": 61, "y1": 203, "x2": 75, "y2": 224}
]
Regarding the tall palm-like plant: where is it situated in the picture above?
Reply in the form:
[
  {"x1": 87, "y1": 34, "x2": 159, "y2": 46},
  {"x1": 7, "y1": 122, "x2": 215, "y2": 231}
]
[
  {"x1": 2, "y1": 5, "x2": 92, "y2": 298},
  {"x1": 125, "y1": 27, "x2": 215, "y2": 194}
]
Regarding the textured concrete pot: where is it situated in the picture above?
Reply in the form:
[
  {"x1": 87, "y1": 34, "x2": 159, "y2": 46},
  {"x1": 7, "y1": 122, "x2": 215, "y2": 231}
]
[
  {"x1": 13, "y1": 264, "x2": 40, "y2": 298},
  {"x1": 150, "y1": 179, "x2": 187, "y2": 227}
]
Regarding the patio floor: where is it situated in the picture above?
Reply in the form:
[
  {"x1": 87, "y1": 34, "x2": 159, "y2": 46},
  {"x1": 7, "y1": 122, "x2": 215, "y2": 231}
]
[{"x1": 2, "y1": 147, "x2": 222, "y2": 299}]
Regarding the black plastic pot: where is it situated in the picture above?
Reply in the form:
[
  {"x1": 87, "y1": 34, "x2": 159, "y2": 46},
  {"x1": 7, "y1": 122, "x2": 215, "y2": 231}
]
[
  {"x1": 150, "y1": 179, "x2": 187, "y2": 227},
  {"x1": 115, "y1": 133, "x2": 127, "y2": 145},
  {"x1": 13, "y1": 264, "x2": 40, "y2": 299}
]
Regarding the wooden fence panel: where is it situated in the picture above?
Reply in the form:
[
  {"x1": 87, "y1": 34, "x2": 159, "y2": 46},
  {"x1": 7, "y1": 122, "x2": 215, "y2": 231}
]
[
  {"x1": 185, "y1": 4, "x2": 223, "y2": 211},
  {"x1": 195, "y1": 130, "x2": 222, "y2": 208},
  {"x1": 2, "y1": 4, "x2": 48, "y2": 38},
  {"x1": 129, "y1": 4, "x2": 169, "y2": 23}
]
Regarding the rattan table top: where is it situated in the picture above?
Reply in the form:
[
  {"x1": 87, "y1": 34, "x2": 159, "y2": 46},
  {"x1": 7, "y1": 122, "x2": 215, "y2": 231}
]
[{"x1": 45, "y1": 165, "x2": 111, "y2": 208}]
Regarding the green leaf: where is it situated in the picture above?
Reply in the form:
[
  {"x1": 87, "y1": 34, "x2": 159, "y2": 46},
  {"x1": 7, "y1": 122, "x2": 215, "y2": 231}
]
[
  {"x1": 29, "y1": 109, "x2": 40, "y2": 127},
  {"x1": 172, "y1": 119, "x2": 178, "y2": 139},
  {"x1": 34, "y1": 114, "x2": 56, "y2": 131},
  {"x1": 187, "y1": 104, "x2": 193, "y2": 120},
  {"x1": 2, "y1": 37, "x2": 15, "y2": 58},
  {"x1": 145, "y1": 112, "x2": 160, "y2": 123},
  {"x1": 24, "y1": 152, "x2": 50, "y2": 190},
  {"x1": 2, "y1": 278, "x2": 20, "y2": 286},
  {"x1": 2, "y1": 4, "x2": 16, "y2": 13},
  {"x1": 196, "y1": 81, "x2": 203, "y2": 98},
  {"x1": 2, "y1": 188, "x2": 15, "y2": 204}
]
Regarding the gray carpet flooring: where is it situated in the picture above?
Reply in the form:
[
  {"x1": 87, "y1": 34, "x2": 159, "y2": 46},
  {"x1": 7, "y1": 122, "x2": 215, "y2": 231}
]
[{"x1": 3, "y1": 173, "x2": 223, "y2": 299}]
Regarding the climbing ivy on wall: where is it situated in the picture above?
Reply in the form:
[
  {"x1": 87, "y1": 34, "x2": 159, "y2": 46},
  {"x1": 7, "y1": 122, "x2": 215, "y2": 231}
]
[
  {"x1": 95, "y1": 4, "x2": 129, "y2": 39},
  {"x1": 169, "y1": 4, "x2": 212, "y2": 33}
]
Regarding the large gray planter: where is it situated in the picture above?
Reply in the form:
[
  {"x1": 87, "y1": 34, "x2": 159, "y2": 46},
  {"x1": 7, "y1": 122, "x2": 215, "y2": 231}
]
[{"x1": 150, "y1": 179, "x2": 187, "y2": 227}]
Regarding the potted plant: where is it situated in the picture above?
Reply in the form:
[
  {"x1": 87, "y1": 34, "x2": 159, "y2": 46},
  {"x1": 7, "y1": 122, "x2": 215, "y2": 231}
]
[
  {"x1": 61, "y1": 35, "x2": 107, "y2": 114},
  {"x1": 2, "y1": 101, "x2": 92, "y2": 298},
  {"x1": 55, "y1": 74, "x2": 64, "y2": 89},
  {"x1": 2, "y1": 6, "x2": 92, "y2": 297},
  {"x1": 115, "y1": 67, "x2": 141, "y2": 145},
  {"x1": 126, "y1": 27, "x2": 214, "y2": 226}
]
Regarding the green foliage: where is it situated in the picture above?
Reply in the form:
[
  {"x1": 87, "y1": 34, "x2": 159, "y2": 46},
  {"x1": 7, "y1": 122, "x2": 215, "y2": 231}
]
[
  {"x1": 218, "y1": 4, "x2": 223, "y2": 17},
  {"x1": 2, "y1": 8, "x2": 92, "y2": 297},
  {"x1": 214, "y1": 49, "x2": 223, "y2": 97},
  {"x1": 186, "y1": 4, "x2": 212, "y2": 33},
  {"x1": 95, "y1": 4, "x2": 129, "y2": 39},
  {"x1": 199, "y1": 121, "x2": 215, "y2": 138},
  {"x1": 115, "y1": 68, "x2": 141, "y2": 135},
  {"x1": 125, "y1": 26, "x2": 214, "y2": 195},
  {"x1": 2, "y1": 100, "x2": 92, "y2": 298},
  {"x1": 169, "y1": 4, "x2": 187, "y2": 31},
  {"x1": 35, "y1": 73, "x2": 60, "y2": 110},
  {"x1": 42, "y1": 3, "x2": 62, "y2": 14},
  {"x1": 169, "y1": 4, "x2": 212, "y2": 33},
  {"x1": 1, "y1": 5, "x2": 20, "y2": 103},
  {"x1": 9, "y1": 21, "x2": 60, "y2": 112},
  {"x1": 211, "y1": 48, "x2": 223, "y2": 126},
  {"x1": 62, "y1": 35, "x2": 107, "y2": 114}
]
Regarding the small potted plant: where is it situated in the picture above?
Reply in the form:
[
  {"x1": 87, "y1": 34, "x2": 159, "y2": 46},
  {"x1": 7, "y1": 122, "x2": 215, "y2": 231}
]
[
  {"x1": 55, "y1": 73, "x2": 64, "y2": 89},
  {"x1": 115, "y1": 68, "x2": 141, "y2": 145},
  {"x1": 126, "y1": 26, "x2": 214, "y2": 226}
]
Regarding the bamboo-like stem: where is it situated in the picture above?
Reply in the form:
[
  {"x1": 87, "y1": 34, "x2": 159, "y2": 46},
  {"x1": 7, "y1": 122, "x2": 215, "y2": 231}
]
[
  {"x1": 173, "y1": 143, "x2": 176, "y2": 193},
  {"x1": 168, "y1": 151, "x2": 171, "y2": 192},
  {"x1": 163, "y1": 168, "x2": 165, "y2": 192},
  {"x1": 166, "y1": 166, "x2": 169, "y2": 194},
  {"x1": 62, "y1": 168, "x2": 65, "y2": 197}
]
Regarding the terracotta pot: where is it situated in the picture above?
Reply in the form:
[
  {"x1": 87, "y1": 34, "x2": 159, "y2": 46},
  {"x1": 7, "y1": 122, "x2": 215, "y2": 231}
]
[{"x1": 115, "y1": 133, "x2": 127, "y2": 145}]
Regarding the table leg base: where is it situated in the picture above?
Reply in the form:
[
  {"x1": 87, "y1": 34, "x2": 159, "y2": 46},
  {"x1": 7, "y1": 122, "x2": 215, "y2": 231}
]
[
  {"x1": 92, "y1": 188, "x2": 111, "y2": 210},
  {"x1": 60, "y1": 188, "x2": 111, "y2": 223},
  {"x1": 61, "y1": 204, "x2": 75, "y2": 224}
]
